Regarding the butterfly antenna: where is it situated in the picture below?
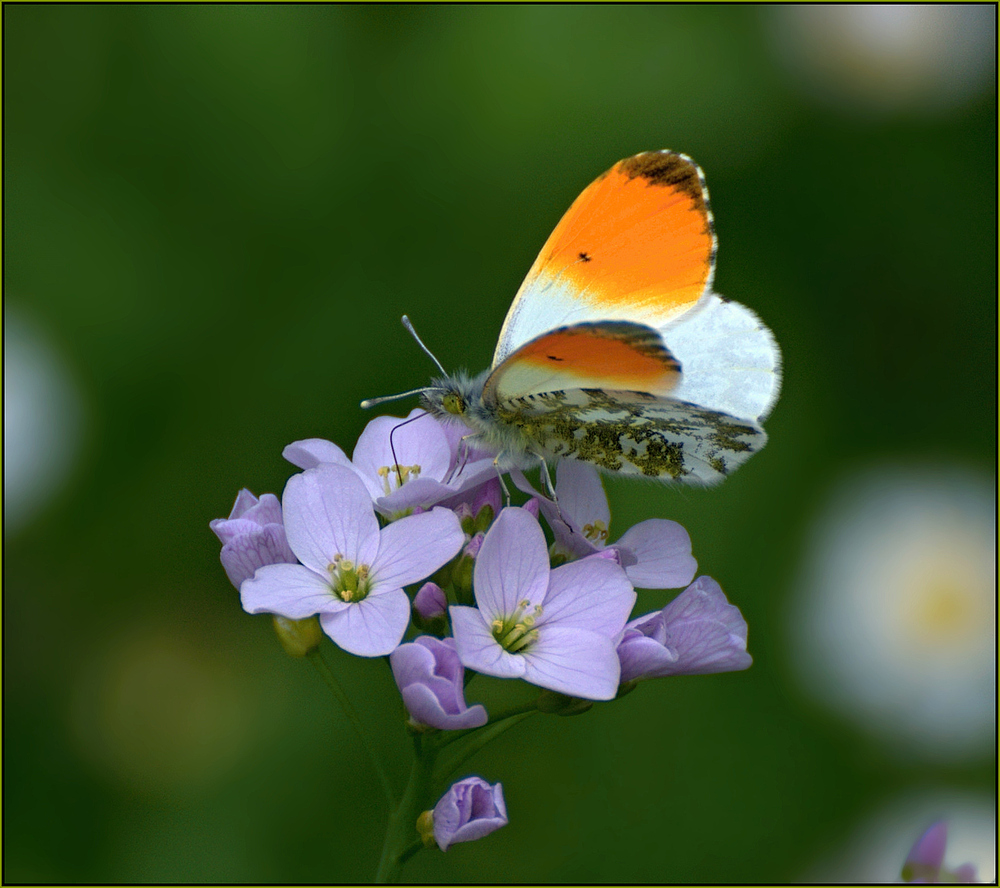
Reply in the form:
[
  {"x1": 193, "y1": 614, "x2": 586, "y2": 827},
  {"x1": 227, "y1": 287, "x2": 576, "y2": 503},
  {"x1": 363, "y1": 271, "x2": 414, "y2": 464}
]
[
  {"x1": 360, "y1": 316, "x2": 449, "y2": 408},
  {"x1": 401, "y1": 315, "x2": 448, "y2": 376},
  {"x1": 360, "y1": 386, "x2": 435, "y2": 410}
]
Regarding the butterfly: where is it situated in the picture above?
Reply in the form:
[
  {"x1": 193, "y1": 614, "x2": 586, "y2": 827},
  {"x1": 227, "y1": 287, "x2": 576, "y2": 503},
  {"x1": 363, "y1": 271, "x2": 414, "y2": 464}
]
[{"x1": 364, "y1": 151, "x2": 781, "y2": 486}]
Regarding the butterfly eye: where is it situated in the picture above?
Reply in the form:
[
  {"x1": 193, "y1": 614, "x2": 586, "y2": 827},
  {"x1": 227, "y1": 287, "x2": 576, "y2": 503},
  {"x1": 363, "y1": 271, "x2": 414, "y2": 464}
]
[{"x1": 441, "y1": 393, "x2": 466, "y2": 416}]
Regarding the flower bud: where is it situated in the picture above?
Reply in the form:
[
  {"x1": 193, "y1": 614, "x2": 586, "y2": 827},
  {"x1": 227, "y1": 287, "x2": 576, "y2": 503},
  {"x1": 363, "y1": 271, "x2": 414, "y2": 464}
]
[
  {"x1": 414, "y1": 582, "x2": 447, "y2": 619},
  {"x1": 272, "y1": 616, "x2": 323, "y2": 657},
  {"x1": 454, "y1": 503, "x2": 477, "y2": 536},
  {"x1": 474, "y1": 503, "x2": 496, "y2": 534},
  {"x1": 452, "y1": 533, "x2": 484, "y2": 605},
  {"x1": 390, "y1": 636, "x2": 487, "y2": 731},
  {"x1": 617, "y1": 576, "x2": 751, "y2": 683},
  {"x1": 431, "y1": 777, "x2": 507, "y2": 851},
  {"x1": 428, "y1": 556, "x2": 454, "y2": 590},
  {"x1": 210, "y1": 490, "x2": 296, "y2": 589},
  {"x1": 463, "y1": 532, "x2": 484, "y2": 560},
  {"x1": 469, "y1": 478, "x2": 501, "y2": 533}
]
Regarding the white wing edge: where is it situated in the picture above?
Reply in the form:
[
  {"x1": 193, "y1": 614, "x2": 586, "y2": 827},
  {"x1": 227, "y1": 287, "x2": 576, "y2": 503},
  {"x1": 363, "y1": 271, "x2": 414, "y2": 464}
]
[{"x1": 660, "y1": 292, "x2": 782, "y2": 422}]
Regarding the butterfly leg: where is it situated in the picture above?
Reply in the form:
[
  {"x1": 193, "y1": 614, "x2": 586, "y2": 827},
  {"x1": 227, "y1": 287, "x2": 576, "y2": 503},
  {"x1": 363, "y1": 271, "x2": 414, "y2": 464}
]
[
  {"x1": 447, "y1": 434, "x2": 474, "y2": 483},
  {"x1": 536, "y1": 455, "x2": 558, "y2": 502},
  {"x1": 491, "y1": 455, "x2": 513, "y2": 506},
  {"x1": 532, "y1": 452, "x2": 570, "y2": 524},
  {"x1": 447, "y1": 432, "x2": 485, "y2": 484}
]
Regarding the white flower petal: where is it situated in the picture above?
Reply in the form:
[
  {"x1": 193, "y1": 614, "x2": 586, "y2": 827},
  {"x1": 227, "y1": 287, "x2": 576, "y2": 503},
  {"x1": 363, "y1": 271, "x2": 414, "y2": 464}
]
[
  {"x1": 240, "y1": 563, "x2": 341, "y2": 619},
  {"x1": 319, "y1": 590, "x2": 411, "y2": 657},
  {"x1": 352, "y1": 411, "x2": 452, "y2": 498},
  {"x1": 790, "y1": 467, "x2": 995, "y2": 762},
  {"x1": 283, "y1": 466, "x2": 380, "y2": 572},
  {"x1": 450, "y1": 606, "x2": 526, "y2": 680},
  {"x1": 473, "y1": 507, "x2": 550, "y2": 618},
  {"x1": 542, "y1": 556, "x2": 636, "y2": 638},
  {"x1": 371, "y1": 507, "x2": 465, "y2": 590},
  {"x1": 523, "y1": 627, "x2": 621, "y2": 700},
  {"x1": 283, "y1": 438, "x2": 353, "y2": 471},
  {"x1": 555, "y1": 460, "x2": 610, "y2": 531}
]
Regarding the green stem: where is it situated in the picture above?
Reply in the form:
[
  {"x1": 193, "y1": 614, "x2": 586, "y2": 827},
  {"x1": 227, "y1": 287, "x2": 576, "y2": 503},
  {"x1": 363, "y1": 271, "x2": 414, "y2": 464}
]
[
  {"x1": 436, "y1": 711, "x2": 537, "y2": 781},
  {"x1": 376, "y1": 737, "x2": 436, "y2": 883},
  {"x1": 396, "y1": 838, "x2": 425, "y2": 870},
  {"x1": 307, "y1": 648, "x2": 396, "y2": 805},
  {"x1": 434, "y1": 701, "x2": 540, "y2": 750},
  {"x1": 373, "y1": 705, "x2": 538, "y2": 881},
  {"x1": 486, "y1": 701, "x2": 541, "y2": 724}
]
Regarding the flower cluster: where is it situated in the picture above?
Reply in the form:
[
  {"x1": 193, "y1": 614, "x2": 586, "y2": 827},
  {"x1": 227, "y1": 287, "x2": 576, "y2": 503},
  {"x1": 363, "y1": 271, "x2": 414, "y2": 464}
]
[{"x1": 211, "y1": 409, "x2": 753, "y2": 872}]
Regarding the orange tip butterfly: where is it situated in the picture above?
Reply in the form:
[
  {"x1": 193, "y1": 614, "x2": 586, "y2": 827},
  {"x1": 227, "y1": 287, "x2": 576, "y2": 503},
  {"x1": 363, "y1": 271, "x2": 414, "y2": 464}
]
[{"x1": 362, "y1": 151, "x2": 781, "y2": 485}]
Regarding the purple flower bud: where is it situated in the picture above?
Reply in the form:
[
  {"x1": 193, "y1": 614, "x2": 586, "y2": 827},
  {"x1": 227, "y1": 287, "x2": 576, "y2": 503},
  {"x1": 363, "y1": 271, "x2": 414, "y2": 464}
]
[
  {"x1": 617, "y1": 576, "x2": 752, "y2": 683},
  {"x1": 450, "y1": 532, "x2": 485, "y2": 603},
  {"x1": 432, "y1": 777, "x2": 507, "y2": 851},
  {"x1": 454, "y1": 502, "x2": 476, "y2": 534},
  {"x1": 390, "y1": 636, "x2": 488, "y2": 731},
  {"x1": 902, "y1": 821, "x2": 978, "y2": 883},
  {"x1": 443, "y1": 477, "x2": 501, "y2": 534},
  {"x1": 463, "y1": 532, "x2": 484, "y2": 560},
  {"x1": 210, "y1": 490, "x2": 296, "y2": 589},
  {"x1": 413, "y1": 582, "x2": 448, "y2": 621},
  {"x1": 469, "y1": 478, "x2": 501, "y2": 528}
]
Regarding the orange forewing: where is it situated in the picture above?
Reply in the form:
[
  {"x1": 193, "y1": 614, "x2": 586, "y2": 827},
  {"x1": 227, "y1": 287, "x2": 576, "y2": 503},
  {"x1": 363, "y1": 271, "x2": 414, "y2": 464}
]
[
  {"x1": 484, "y1": 322, "x2": 682, "y2": 402},
  {"x1": 517, "y1": 152, "x2": 714, "y2": 319}
]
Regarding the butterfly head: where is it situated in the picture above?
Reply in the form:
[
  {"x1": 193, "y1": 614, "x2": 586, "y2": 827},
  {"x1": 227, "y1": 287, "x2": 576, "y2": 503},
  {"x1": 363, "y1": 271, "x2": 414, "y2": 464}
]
[
  {"x1": 438, "y1": 390, "x2": 467, "y2": 417},
  {"x1": 421, "y1": 369, "x2": 539, "y2": 463},
  {"x1": 419, "y1": 371, "x2": 487, "y2": 422}
]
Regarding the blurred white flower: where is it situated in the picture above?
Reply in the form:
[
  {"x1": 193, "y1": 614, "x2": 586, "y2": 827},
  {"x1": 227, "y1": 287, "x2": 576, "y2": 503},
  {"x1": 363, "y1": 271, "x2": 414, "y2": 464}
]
[
  {"x1": 4, "y1": 309, "x2": 84, "y2": 534},
  {"x1": 769, "y1": 5, "x2": 996, "y2": 115},
  {"x1": 789, "y1": 466, "x2": 995, "y2": 761},
  {"x1": 802, "y1": 789, "x2": 995, "y2": 882}
]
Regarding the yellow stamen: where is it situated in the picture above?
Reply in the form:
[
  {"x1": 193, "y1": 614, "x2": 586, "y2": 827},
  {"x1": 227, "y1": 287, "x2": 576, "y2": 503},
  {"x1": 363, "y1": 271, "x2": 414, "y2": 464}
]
[
  {"x1": 583, "y1": 520, "x2": 609, "y2": 543},
  {"x1": 377, "y1": 463, "x2": 424, "y2": 494}
]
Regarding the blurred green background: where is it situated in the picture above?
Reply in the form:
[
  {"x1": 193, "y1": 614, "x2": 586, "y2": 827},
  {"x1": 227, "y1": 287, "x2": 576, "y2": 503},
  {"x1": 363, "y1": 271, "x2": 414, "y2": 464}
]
[{"x1": 4, "y1": 5, "x2": 995, "y2": 883}]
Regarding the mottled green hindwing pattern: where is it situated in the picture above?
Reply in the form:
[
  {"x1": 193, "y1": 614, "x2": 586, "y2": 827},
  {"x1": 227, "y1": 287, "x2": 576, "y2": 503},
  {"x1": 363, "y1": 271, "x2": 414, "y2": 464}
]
[{"x1": 493, "y1": 389, "x2": 766, "y2": 485}]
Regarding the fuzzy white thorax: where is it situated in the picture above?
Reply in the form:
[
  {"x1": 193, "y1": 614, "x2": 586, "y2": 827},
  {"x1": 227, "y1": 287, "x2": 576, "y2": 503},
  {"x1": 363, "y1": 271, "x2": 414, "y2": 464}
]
[{"x1": 419, "y1": 370, "x2": 539, "y2": 469}]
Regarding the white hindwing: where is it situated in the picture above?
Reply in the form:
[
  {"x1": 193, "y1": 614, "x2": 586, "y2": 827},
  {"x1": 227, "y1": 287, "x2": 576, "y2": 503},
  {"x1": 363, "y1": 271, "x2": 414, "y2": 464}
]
[{"x1": 662, "y1": 292, "x2": 782, "y2": 422}]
